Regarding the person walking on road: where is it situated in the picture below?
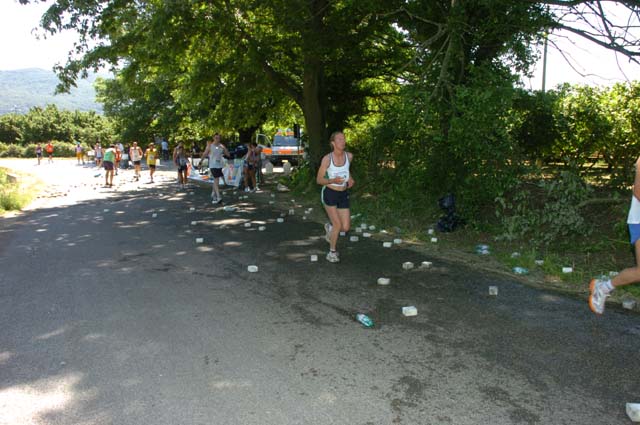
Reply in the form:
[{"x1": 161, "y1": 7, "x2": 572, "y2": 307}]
[
  {"x1": 129, "y1": 142, "x2": 143, "y2": 181},
  {"x1": 316, "y1": 131, "x2": 355, "y2": 263},
  {"x1": 45, "y1": 141, "x2": 54, "y2": 164},
  {"x1": 145, "y1": 143, "x2": 158, "y2": 183},
  {"x1": 590, "y1": 155, "x2": 640, "y2": 315},
  {"x1": 35, "y1": 143, "x2": 42, "y2": 165},
  {"x1": 103, "y1": 144, "x2": 116, "y2": 187},
  {"x1": 201, "y1": 133, "x2": 229, "y2": 204},
  {"x1": 174, "y1": 143, "x2": 189, "y2": 190}
]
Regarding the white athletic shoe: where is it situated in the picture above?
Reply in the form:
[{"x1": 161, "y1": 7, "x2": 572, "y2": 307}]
[
  {"x1": 324, "y1": 223, "x2": 332, "y2": 243},
  {"x1": 589, "y1": 278, "x2": 609, "y2": 315},
  {"x1": 326, "y1": 251, "x2": 340, "y2": 263}
]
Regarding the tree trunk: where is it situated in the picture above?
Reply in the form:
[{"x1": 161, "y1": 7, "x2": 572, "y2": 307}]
[{"x1": 302, "y1": 60, "x2": 328, "y2": 170}]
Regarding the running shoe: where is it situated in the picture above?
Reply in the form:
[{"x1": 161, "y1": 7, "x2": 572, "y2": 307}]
[
  {"x1": 326, "y1": 251, "x2": 340, "y2": 263},
  {"x1": 589, "y1": 278, "x2": 609, "y2": 315},
  {"x1": 324, "y1": 223, "x2": 332, "y2": 243}
]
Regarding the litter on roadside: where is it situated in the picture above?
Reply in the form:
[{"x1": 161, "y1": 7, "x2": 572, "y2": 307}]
[
  {"x1": 258, "y1": 226, "x2": 266, "y2": 231},
  {"x1": 402, "y1": 306, "x2": 418, "y2": 316},
  {"x1": 247, "y1": 265, "x2": 258, "y2": 273},
  {"x1": 195, "y1": 238, "x2": 204, "y2": 244},
  {"x1": 430, "y1": 237, "x2": 438, "y2": 243},
  {"x1": 382, "y1": 242, "x2": 392, "y2": 248},
  {"x1": 362, "y1": 232, "x2": 371, "y2": 238},
  {"x1": 626, "y1": 403, "x2": 640, "y2": 422},
  {"x1": 349, "y1": 236, "x2": 359, "y2": 242},
  {"x1": 377, "y1": 277, "x2": 390, "y2": 286},
  {"x1": 623, "y1": 299, "x2": 637, "y2": 310},
  {"x1": 402, "y1": 261, "x2": 414, "y2": 270},
  {"x1": 420, "y1": 261, "x2": 432, "y2": 268},
  {"x1": 393, "y1": 238, "x2": 402, "y2": 244},
  {"x1": 276, "y1": 218, "x2": 284, "y2": 223},
  {"x1": 562, "y1": 267, "x2": 573, "y2": 273},
  {"x1": 356, "y1": 313, "x2": 374, "y2": 327},
  {"x1": 310, "y1": 255, "x2": 318, "y2": 262},
  {"x1": 489, "y1": 286, "x2": 498, "y2": 296},
  {"x1": 513, "y1": 267, "x2": 528, "y2": 275}
]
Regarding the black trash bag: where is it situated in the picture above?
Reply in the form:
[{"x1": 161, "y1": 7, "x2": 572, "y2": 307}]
[{"x1": 436, "y1": 193, "x2": 465, "y2": 233}]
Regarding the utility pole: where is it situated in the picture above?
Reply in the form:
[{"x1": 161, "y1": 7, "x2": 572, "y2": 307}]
[{"x1": 542, "y1": 31, "x2": 548, "y2": 92}]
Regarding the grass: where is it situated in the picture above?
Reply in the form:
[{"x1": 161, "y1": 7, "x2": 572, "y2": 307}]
[{"x1": 0, "y1": 168, "x2": 36, "y2": 213}]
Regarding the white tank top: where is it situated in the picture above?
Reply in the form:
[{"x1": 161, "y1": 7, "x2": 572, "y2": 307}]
[
  {"x1": 130, "y1": 147, "x2": 141, "y2": 161},
  {"x1": 209, "y1": 144, "x2": 225, "y2": 168},
  {"x1": 326, "y1": 152, "x2": 350, "y2": 189},
  {"x1": 627, "y1": 195, "x2": 640, "y2": 224}
]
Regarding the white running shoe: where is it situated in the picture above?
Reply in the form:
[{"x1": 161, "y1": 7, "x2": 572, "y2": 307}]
[
  {"x1": 589, "y1": 278, "x2": 609, "y2": 315},
  {"x1": 326, "y1": 251, "x2": 340, "y2": 263},
  {"x1": 324, "y1": 223, "x2": 332, "y2": 243}
]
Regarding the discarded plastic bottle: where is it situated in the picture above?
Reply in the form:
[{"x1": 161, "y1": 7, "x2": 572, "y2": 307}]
[
  {"x1": 356, "y1": 313, "x2": 374, "y2": 328},
  {"x1": 512, "y1": 267, "x2": 529, "y2": 275}
]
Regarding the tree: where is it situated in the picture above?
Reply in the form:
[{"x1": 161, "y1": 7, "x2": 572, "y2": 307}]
[{"x1": 21, "y1": 0, "x2": 410, "y2": 167}]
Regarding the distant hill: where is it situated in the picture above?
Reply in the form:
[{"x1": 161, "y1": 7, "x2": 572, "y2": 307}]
[{"x1": 0, "y1": 68, "x2": 104, "y2": 115}]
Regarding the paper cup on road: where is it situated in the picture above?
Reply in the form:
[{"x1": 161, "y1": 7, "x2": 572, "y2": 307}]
[
  {"x1": 420, "y1": 261, "x2": 432, "y2": 268},
  {"x1": 489, "y1": 286, "x2": 498, "y2": 296},
  {"x1": 339, "y1": 231, "x2": 346, "y2": 236},
  {"x1": 355, "y1": 228, "x2": 363, "y2": 233},
  {"x1": 269, "y1": 200, "x2": 275, "y2": 205},
  {"x1": 382, "y1": 242, "x2": 392, "y2": 248},
  {"x1": 402, "y1": 306, "x2": 418, "y2": 316},
  {"x1": 288, "y1": 209, "x2": 295, "y2": 215},
  {"x1": 152, "y1": 213, "x2": 157, "y2": 218},
  {"x1": 562, "y1": 267, "x2": 573, "y2": 273},
  {"x1": 244, "y1": 222, "x2": 251, "y2": 228},
  {"x1": 276, "y1": 218, "x2": 284, "y2": 223},
  {"x1": 402, "y1": 262, "x2": 414, "y2": 270},
  {"x1": 258, "y1": 226, "x2": 266, "y2": 231},
  {"x1": 427, "y1": 228, "x2": 434, "y2": 235},
  {"x1": 247, "y1": 265, "x2": 259, "y2": 273},
  {"x1": 195, "y1": 238, "x2": 204, "y2": 244},
  {"x1": 377, "y1": 277, "x2": 390, "y2": 286},
  {"x1": 103, "y1": 209, "x2": 109, "y2": 213},
  {"x1": 191, "y1": 221, "x2": 197, "y2": 225},
  {"x1": 362, "y1": 232, "x2": 371, "y2": 238},
  {"x1": 623, "y1": 299, "x2": 636, "y2": 310},
  {"x1": 350, "y1": 236, "x2": 359, "y2": 242},
  {"x1": 310, "y1": 255, "x2": 318, "y2": 262},
  {"x1": 189, "y1": 207, "x2": 195, "y2": 211},
  {"x1": 626, "y1": 403, "x2": 640, "y2": 422},
  {"x1": 430, "y1": 237, "x2": 438, "y2": 243},
  {"x1": 393, "y1": 238, "x2": 402, "y2": 244}
]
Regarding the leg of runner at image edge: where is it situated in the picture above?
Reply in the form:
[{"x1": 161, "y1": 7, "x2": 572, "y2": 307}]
[{"x1": 589, "y1": 155, "x2": 640, "y2": 315}]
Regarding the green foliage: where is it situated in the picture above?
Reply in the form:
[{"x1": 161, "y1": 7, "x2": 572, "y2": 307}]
[
  {"x1": 0, "y1": 168, "x2": 33, "y2": 212},
  {"x1": 0, "y1": 105, "x2": 113, "y2": 146},
  {"x1": 495, "y1": 166, "x2": 593, "y2": 246},
  {"x1": 0, "y1": 141, "x2": 84, "y2": 158}
]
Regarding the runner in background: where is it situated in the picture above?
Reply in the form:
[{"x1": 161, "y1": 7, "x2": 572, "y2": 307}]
[
  {"x1": 35, "y1": 143, "x2": 42, "y2": 165},
  {"x1": 201, "y1": 133, "x2": 229, "y2": 204},
  {"x1": 94, "y1": 142, "x2": 103, "y2": 168},
  {"x1": 144, "y1": 143, "x2": 158, "y2": 183},
  {"x1": 129, "y1": 142, "x2": 143, "y2": 181},
  {"x1": 45, "y1": 141, "x2": 54, "y2": 164},
  {"x1": 75, "y1": 142, "x2": 84, "y2": 165},
  {"x1": 174, "y1": 143, "x2": 189, "y2": 190}
]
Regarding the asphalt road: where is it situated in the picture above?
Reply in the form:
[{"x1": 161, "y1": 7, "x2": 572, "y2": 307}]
[{"x1": 1, "y1": 159, "x2": 640, "y2": 425}]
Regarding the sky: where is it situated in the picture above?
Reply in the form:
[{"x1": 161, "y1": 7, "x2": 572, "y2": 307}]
[{"x1": 1, "y1": 0, "x2": 640, "y2": 89}]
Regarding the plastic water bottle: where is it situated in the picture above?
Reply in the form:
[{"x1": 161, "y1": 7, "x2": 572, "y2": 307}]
[{"x1": 356, "y1": 313, "x2": 374, "y2": 327}]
